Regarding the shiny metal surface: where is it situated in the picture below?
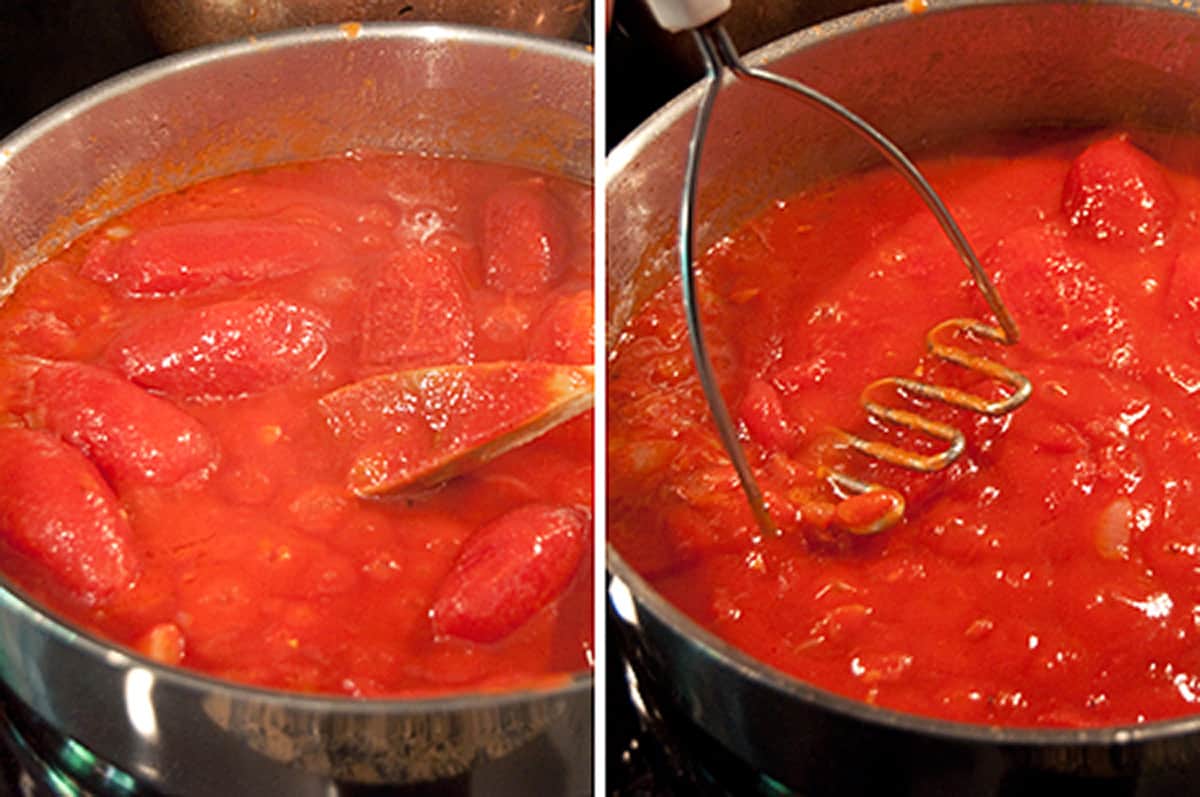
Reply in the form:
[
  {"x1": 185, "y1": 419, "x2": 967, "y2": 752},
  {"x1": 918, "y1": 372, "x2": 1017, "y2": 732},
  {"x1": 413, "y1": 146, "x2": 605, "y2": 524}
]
[
  {"x1": 608, "y1": 0, "x2": 1200, "y2": 791},
  {"x1": 135, "y1": 0, "x2": 589, "y2": 52},
  {"x1": 0, "y1": 25, "x2": 591, "y2": 795}
]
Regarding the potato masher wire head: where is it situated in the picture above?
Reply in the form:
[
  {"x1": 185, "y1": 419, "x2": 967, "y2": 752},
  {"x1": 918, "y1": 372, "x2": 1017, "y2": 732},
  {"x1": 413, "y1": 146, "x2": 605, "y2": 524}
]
[{"x1": 651, "y1": 5, "x2": 1033, "y2": 536}]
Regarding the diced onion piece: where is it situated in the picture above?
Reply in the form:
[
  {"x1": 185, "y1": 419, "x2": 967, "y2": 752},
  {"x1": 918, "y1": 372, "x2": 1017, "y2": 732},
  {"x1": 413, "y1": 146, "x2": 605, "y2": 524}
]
[
  {"x1": 1095, "y1": 497, "x2": 1133, "y2": 561},
  {"x1": 137, "y1": 622, "x2": 186, "y2": 666}
]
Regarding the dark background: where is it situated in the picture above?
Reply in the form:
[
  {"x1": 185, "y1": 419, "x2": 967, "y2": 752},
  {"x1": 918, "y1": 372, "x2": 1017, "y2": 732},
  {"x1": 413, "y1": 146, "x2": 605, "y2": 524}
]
[
  {"x1": 605, "y1": 0, "x2": 887, "y2": 148},
  {"x1": 0, "y1": 2, "x2": 158, "y2": 138}
]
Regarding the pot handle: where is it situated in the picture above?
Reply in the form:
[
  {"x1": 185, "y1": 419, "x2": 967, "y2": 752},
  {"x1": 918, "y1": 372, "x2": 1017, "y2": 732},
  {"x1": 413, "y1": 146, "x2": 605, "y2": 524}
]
[{"x1": 642, "y1": 0, "x2": 731, "y2": 32}]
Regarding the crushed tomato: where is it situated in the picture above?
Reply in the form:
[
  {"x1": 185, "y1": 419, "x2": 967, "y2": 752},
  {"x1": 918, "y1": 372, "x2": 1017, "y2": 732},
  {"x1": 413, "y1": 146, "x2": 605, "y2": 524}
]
[{"x1": 609, "y1": 130, "x2": 1200, "y2": 727}]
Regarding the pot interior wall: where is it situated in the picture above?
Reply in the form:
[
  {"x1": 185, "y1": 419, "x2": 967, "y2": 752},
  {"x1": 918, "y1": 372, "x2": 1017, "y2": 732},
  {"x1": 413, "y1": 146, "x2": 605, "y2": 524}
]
[
  {"x1": 0, "y1": 24, "x2": 592, "y2": 296},
  {"x1": 607, "y1": 0, "x2": 1200, "y2": 329}
]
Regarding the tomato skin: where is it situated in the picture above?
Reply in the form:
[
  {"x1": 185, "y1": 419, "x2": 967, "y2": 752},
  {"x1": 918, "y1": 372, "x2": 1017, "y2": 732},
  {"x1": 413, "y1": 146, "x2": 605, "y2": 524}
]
[
  {"x1": 527, "y1": 289, "x2": 594, "y2": 365},
  {"x1": 482, "y1": 181, "x2": 569, "y2": 294},
  {"x1": 0, "y1": 262, "x2": 118, "y2": 361},
  {"x1": 105, "y1": 299, "x2": 329, "y2": 400},
  {"x1": 320, "y1": 361, "x2": 593, "y2": 496},
  {"x1": 739, "y1": 378, "x2": 800, "y2": 452},
  {"x1": 431, "y1": 504, "x2": 588, "y2": 643},
  {"x1": 1062, "y1": 136, "x2": 1177, "y2": 246},
  {"x1": 359, "y1": 242, "x2": 474, "y2": 368},
  {"x1": 0, "y1": 427, "x2": 138, "y2": 605},
  {"x1": 81, "y1": 218, "x2": 340, "y2": 296},
  {"x1": 1167, "y1": 246, "x2": 1200, "y2": 320},
  {"x1": 983, "y1": 225, "x2": 1135, "y2": 369},
  {"x1": 31, "y1": 360, "x2": 217, "y2": 485}
]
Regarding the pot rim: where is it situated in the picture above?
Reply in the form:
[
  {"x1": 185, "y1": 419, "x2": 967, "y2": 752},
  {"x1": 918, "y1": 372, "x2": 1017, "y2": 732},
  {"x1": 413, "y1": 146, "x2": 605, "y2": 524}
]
[
  {"x1": 607, "y1": 0, "x2": 1191, "y2": 180},
  {"x1": 606, "y1": 0, "x2": 1200, "y2": 748},
  {"x1": 609, "y1": 542, "x2": 1200, "y2": 747},
  {"x1": 0, "y1": 21, "x2": 593, "y2": 714},
  {"x1": 3, "y1": 21, "x2": 592, "y2": 165}
]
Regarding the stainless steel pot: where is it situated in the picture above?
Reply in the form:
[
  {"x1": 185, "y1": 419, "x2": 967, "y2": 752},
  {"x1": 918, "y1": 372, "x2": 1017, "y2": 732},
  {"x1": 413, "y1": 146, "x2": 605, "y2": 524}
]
[
  {"x1": 607, "y1": 1, "x2": 1200, "y2": 792},
  {"x1": 0, "y1": 25, "x2": 592, "y2": 796},
  {"x1": 133, "y1": 0, "x2": 590, "y2": 53}
]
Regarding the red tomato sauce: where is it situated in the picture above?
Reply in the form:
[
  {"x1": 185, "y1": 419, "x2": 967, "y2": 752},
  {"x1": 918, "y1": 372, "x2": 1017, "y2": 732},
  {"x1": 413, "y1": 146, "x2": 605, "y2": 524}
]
[
  {"x1": 609, "y1": 130, "x2": 1200, "y2": 727},
  {"x1": 0, "y1": 152, "x2": 593, "y2": 697}
]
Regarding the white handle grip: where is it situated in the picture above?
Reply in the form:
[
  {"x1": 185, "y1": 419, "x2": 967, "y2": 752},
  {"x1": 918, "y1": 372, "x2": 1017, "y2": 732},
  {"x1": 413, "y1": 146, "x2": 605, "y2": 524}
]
[{"x1": 643, "y1": 0, "x2": 731, "y2": 32}]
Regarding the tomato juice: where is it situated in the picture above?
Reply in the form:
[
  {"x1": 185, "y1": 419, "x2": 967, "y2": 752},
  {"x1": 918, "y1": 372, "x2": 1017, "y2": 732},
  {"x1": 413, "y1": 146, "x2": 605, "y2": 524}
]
[
  {"x1": 609, "y1": 130, "x2": 1200, "y2": 727},
  {"x1": 0, "y1": 152, "x2": 594, "y2": 697}
]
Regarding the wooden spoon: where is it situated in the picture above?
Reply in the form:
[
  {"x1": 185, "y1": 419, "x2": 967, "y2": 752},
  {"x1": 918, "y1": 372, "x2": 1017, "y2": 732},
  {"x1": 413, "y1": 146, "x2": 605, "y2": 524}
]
[{"x1": 319, "y1": 361, "x2": 594, "y2": 497}]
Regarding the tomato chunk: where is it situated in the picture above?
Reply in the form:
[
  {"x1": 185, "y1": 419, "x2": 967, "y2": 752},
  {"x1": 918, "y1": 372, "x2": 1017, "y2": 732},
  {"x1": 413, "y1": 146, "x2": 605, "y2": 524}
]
[
  {"x1": 30, "y1": 360, "x2": 217, "y2": 485},
  {"x1": 482, "y1": 181, "x2": 569, "y2": 293},
  {"x1": 983, "y1": 225, "x2": 1135, "y2": 369},
  {"x1": 0, "y1": 261, "x2": 118, "y2": 361},
  {"x1": 359, "y1": 242, "x2": 474, "y2": 367},
  {"x1": 137, "y1": 622, "x2": 186, "y2": 666},
  {"x1": 1062, "y1": 137, "x2": 1177, "y2": 246},
  {"x1": 738, "y1": 377, "x2": 801, "y2": 452},
  {"x1": 81, "y1": 218, "x2": 340, "y2": 296},
  {"x1": 1167, "y1": 246, "x2": 1200, "y2": 320},
  {"x1": 106, "y1": 300, "x2": 329, "y2": 400},
  {"x1": 0, "y1": 427, "x2": 138, "y2": 604},
  {"x1": 526, "y1": 289, "x2": 594, "y2": 364},
  {"x1": 320, "y1": 361, "x2": 594, "y2": 496},
  {"x1": 431, "y1": 503, "x2": 588, "y2": 643}
]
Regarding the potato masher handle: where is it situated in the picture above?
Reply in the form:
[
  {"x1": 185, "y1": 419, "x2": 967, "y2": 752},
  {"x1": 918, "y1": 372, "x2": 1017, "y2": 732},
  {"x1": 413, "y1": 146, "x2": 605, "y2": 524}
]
[
  {"x1": 641, "y1": 0, "x2": 731, "y2": 32},
  {"x1": 670, "y1": 19, "x2": 1024, "y2": 537}
]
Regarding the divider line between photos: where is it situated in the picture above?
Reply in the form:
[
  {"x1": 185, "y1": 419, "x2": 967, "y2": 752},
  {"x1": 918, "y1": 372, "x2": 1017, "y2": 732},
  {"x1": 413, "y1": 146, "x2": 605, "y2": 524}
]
[{"x1": 592, "y1": 7, "x2": 608, "y2": 795}]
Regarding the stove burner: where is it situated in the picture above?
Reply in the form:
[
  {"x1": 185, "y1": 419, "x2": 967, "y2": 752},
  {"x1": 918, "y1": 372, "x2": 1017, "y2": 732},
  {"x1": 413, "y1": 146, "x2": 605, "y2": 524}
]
[
  {"x1": 0, "y1": 693, "x2": 492, "y2": 796},
  {"x1": 0, "y1": 684, "x2": 147, "y2": 797},
  {"x1": 0, "y1": 674, "x2": 585, "y2": 797},
  {"x1": 607, "y1": 613, "x2": 793, "y2": 797}
]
